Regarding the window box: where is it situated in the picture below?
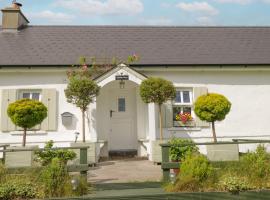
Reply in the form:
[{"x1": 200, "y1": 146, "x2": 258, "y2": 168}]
[{"x1": 173, "y1": 120, "x2": 195, "y2": 127}]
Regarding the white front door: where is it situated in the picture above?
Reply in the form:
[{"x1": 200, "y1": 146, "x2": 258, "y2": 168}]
[{"x1": 109, "y1": 88, "x2": 137, "y2": 151}]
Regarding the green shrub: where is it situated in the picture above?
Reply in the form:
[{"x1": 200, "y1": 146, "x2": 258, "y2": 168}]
[
  {"x1": 240, "y1": 145, "x2": 270, "y2": 188},
  {"x1": 220, "y1": 176, "x2": 250, "y2": 195},
  {"x1": 71, "y1": 175, "x2": 89, "y2": 196},
  {"x1": 168, "y1": 138, "x2": 198, "y2": 161},
  {"x1": 0, "y1": 181, "x2": 40, "y2": 200},
  {"x1": 180, "y1": 153, "x2": 213, "y2": 182},
  {"x1": 35, "y1": 140, "x2": 76, "y2": 166},
  {"x1": 40, "y1": 158, "x2": 72, "y2": 198}
]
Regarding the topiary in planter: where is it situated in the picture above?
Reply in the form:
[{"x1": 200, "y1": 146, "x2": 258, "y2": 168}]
[
  {"x1": 194, "y1": 93, "x2": 231, "y2": 143},
  {"x1": 7, "y1": 99, "x2": 47, "y2": 146}
]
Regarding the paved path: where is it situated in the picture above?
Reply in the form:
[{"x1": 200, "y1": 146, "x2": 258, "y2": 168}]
[{"x1": 88, "y1": 158, "x2": 162, "y2": 184}]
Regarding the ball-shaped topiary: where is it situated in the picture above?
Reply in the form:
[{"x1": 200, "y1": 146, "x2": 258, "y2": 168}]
[
  {"x1": 7, "y1": 99, "x2": 47, "y2": 146},
  {"x1": 194, "y1": 93, "x2": 231, "y2": 142}
]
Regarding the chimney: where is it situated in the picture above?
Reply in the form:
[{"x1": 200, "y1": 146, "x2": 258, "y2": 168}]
[{"x1": 1, "y1": 1, "x2": 29, "y2": 30}]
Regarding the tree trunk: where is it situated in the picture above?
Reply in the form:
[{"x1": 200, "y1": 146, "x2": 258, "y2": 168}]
[
  {"x1": 22, "y1": 128, "x2": 27, "y2": 147},
  {"x1": 82, "y1": 110, "x2": 86, "y2": 143},
  {"x1": 212, "y1": 121, "x2": 217, "y2": 143},
  {"x1": 158, "y1": 104, "x2": 163, "y2": 141}
]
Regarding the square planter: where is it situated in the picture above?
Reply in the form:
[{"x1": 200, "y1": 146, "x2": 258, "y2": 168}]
[
  {"x1": 206, "y1": 144, "x2": 239, "y2": 161},
  {"x1": 70, "y1": 142, "x2": 98, "y2": 165},
  {"x1": 5, "y1": 146, "x2": 38, "y2": 168}
]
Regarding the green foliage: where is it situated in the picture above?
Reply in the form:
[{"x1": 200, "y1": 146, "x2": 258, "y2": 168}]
[
  {"x1": 240, "y1": 145, "x2": 270, "y2": 188},
  {"x1": 194, "y1": 93, "x2": 231, "y2": 123},
  {"x1": 180, "y1": 153, "x2": 214, "y2": 182},
  {"x1": 35, "y1": 140, "x2": 76, "y2": 166},
  {"x1": 40, "y1": 158, "x2": 72, "y2": 198},
  {"x1": 140, "y1": 77, "x2": 176, "y2": 105},
  {"x1": 168, "y1": 138, "x2": 198, "y2": 161},
  {"x1": 220, "y1": 176, "x2": 250, "y2": 195},
  {"x1": 0, "y1": 181, "x2": 40, "y2": 200},
  {"x1": 7, "y1": 98, "x2": 47, "y2": 129},
  {"x1": 0, "y1": 163, "x2": 6, "y2": 182},
  {"x1": 65, "y1": 77, "x2": 100, "y2": 111}
]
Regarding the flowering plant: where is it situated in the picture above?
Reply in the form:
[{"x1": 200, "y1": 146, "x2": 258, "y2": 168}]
[{"x1": 175, "y1": 112, "x2": 193, "y2": 124}]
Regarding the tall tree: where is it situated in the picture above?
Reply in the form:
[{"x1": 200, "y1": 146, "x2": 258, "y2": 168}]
[
  {"x1": 140, "y1": 77, "x2": 176, "y2": 140},
  {"x1": 65, "y1": 77, "x2": 100, "y2": 142}
]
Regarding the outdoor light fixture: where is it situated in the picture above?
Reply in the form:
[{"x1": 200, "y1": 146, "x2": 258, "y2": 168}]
[
  {"x1": 115, "y1": 72, "x2": 129, "y2": 89},
  {"x1": 71, "y1": 178, "x2": 79, "y2": 191},
  {"x1": 74, "y1": 132, "x2": 80, "y2": 143},
  {"x1": 170, "y1": 172, "x2": 176, "y2": 183},
  {"x1": 119, "y1": 79, "x2": 125, "y2": 89}
]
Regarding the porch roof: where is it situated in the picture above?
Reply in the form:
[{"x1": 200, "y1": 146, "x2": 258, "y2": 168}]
[{"x1": 1, "y1": 26, "x2": 270, "y2": 66}]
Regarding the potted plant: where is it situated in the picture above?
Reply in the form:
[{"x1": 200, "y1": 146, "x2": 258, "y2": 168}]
[
  {"x1": 194, "y1": 93, "x2": 238, "y2": 161},
  {"x1": 175, "y1": 112, "x2": 194, "y2": 127},
  {"x1": 6, "y1": 99, "x2": 47, "y2": 167},
  {"x1": 168, "y1": 138, "x2": 198, "y2": 175}
]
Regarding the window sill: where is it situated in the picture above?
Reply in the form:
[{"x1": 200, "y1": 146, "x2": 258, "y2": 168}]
[
  {"x1": 11, "y1": 131, "x2": 48, "y2": 136},
  {"x1": 168, "y1": 127, "x2": 201, "y2": 131}
]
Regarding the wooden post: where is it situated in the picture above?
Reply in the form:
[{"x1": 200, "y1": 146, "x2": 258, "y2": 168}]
[
  {"x1": 80, "y1": 147, "x2": 88, "y2": 178},
  {"x1": 161, "y1": 144, "x2": 170, "y2": 182},
  {"x1": 2, "y1": 146, "x2": 7, "y2": 164}
]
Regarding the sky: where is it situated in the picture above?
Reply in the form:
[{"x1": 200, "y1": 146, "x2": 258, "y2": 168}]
[{"x1": 1, "y1": 0, "x2": 270, "y2": 26}]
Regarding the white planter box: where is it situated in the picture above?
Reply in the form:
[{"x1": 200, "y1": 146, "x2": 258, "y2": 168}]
[
  {"x1": 206, "y1": 144, "x2": 239, "y2": 161},
  {"x1": 5, "y1": 146, "x2": 38, "y2": 168}
]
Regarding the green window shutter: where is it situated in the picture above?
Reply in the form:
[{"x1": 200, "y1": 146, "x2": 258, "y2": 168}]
[
  {"x1": 1, "y1": 89, "x2": 17, "y2": 132},
  {"x1": 162, "y1": 101, "x2": 173, "y2": 128},
  {"x1": 193, "y1": 87, "x2": 210, "y2": 127},
  {"x1": 41, "y1": 89, "x2": 58, "y2": 131}
]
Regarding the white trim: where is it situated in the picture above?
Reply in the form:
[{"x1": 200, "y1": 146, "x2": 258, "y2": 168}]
[{"x1": 95, "y1": 64, "x2": 146, "y2": 87}]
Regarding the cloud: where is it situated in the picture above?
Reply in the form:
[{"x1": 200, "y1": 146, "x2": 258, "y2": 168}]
[
  {"x1": 214, "y1": 0, "x2": 252, "y2": 4},
  {"x1": 54, "y1": 0, "x2": 143, "y2": 15},
  {"x1": 196, "y1": 16, "x2": 216, "y2": 25},
  {"x1": 214, "y1": 0, "x2": 270, "y2": 4},
  {"x1": 140, "y1": 18, "x2": 173, "y2": 25},
  {"x1": 176, "y1": 2, "x2": 219, "y2": 16},
  {"x1": 28, "y1": 10, "x2": 75, "y2": 23}
]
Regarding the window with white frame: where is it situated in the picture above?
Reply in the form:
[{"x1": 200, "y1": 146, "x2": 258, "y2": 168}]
[
  {"x1": 18, "y1": 90, "x2": 42, "y2": 131},
  {"x1": 19, "y1": 90, "x2": 41, "y2": 101},
  {"x1": 173, "y1": 89, "x2": 194, "y2": 127}
]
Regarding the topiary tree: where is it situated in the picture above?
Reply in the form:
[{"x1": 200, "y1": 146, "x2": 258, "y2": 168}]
[
  {"x1": 140, "y1": 77, "x2": 176, "y2": 140},
  {"x1": 194, "y1": 93, "x2": 231, "y2": 143},
  {"x1": 7, "y1": 99, "x2": 47, "y2": 147},
  {"x1": 65, "y1": 76, "x2": 100, "y2": 142}
]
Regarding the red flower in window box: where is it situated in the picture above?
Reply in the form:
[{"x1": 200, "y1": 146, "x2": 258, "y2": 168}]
[{"x1": 175, "y1": 112, "x2": 193, "y2": 124}]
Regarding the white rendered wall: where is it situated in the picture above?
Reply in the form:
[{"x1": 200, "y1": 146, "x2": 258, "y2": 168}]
[
  {"x1": 0, "y1": 71, "x2": 88, "y2": 147},
  {"x1": 141, "y1": 69, "x2": 270, "y2": 144}
]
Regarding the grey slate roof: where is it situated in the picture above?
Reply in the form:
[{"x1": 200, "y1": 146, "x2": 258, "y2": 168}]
[{"x1": 0, "y1": 26, "x2": 270, "y2": 66}]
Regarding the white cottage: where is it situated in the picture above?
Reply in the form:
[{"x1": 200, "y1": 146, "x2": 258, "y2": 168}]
[{"x1": 1, "y1": 2, "x2": 270, "y2": 162}]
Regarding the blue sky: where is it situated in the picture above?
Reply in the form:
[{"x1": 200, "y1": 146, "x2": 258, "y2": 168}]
[{"x1": 1, "y1": 0, "x2": 270, "y2": 26}]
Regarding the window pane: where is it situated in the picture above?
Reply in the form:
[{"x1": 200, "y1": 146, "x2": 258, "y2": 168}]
[
  {"x1": 183, "y1": 107, "x2": 192, "y2": 114},
  {"x1": 173, "y1": 106, "x2": 182, "y2": 121},
  {"x1": 32, "y1": 93, "x2": 40, "y2": 101},
  {"x1": 175, "y1": 91, "x2": 181, "y2": 103},
  {"x1": 118, "y1": 98, "x2": 126, "y2": 112},
  {"x1": 22, "y1": 93, "x2": 30, "y2": 99},
  {"x1": 183, "y1": 91, "x2": 190, "y2": 103}
]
